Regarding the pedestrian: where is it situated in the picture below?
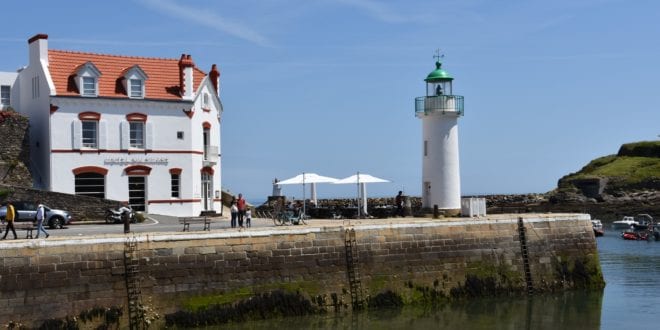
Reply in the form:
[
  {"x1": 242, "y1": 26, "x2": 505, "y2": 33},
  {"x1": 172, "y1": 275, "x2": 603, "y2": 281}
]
[
  {"x1": 2, "y1": 201, "x2": 18, "y2": 239},
  {"x1": 237, "y1": 193, "x2": 246, "y2": 228},
  {"x1": 35, "y1": 200, "x2": 49, "y2": 239},
  {"x1": 395, "y1": 191, "x2": 404, "y2": 217},
  {"x1": 230, "y1": 197, "x2": 238, "y2": 228},
  {"x1": 245, "y1": 207, "x2": 252, "y2": 228}
]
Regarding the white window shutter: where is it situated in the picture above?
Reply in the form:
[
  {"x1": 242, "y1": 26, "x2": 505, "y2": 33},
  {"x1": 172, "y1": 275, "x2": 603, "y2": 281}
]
[
  {"x1": 145, "y1": 122, "x2": 154, "y2": 150},
  {"x1": 98, "y1": 121, "x2": 107, "y2": 149},
  {"x1": 72, "y1": 121, "x2": 82, "y2": 149},
  {"x1": 120, "y1": 121, "x2": 129, "y2": 150}
]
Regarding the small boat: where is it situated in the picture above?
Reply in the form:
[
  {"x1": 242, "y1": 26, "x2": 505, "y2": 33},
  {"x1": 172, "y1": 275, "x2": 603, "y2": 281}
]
[
  {"x1": 612, "y1": 216, "x2": 638, "y2": 230},
  {"x1": 631, "y1": 214, "x2": 654, "y2": 231},
  {"x1": 621, "y1": 231, "x2": 648, "y2": 240},
  {"x1": 592, "y1": 219, "x2": 604, "y2": 237}
]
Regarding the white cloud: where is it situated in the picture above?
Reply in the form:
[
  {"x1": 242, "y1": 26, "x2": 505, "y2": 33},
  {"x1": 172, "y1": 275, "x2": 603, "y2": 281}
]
[{"x1": 138, "y1": 0, "x2": 271, "y2": 47}]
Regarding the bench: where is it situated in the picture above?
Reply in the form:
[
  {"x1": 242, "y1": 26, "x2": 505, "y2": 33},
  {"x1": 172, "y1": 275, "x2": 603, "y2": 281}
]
[
  {"x1": 1, "y1": 222, "x2": 35, "y2": 239},
  {"x1": 178, "y1": 217, "x2": 212, "y2": 232}
]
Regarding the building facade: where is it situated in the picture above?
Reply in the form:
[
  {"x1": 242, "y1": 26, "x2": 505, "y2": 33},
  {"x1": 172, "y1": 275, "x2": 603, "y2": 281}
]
[{"x1": 8, "y1": 34, "x2": 223, "y2": 217}]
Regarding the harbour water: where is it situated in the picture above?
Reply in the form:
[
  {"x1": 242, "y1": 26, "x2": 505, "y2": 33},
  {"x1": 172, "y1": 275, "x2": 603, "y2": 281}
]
[{"x1": 206, "y1": 226, "x2": 660, "y2": 330}]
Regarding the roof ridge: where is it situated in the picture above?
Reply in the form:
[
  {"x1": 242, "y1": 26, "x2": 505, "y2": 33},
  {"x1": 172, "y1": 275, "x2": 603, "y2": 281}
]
[{"x1": 50, "y1": 49, "x2": 179, "y2": 62}]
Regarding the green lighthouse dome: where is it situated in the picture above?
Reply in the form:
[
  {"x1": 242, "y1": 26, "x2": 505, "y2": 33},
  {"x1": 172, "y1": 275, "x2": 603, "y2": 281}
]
[{"x1": 425, "y1": 61, "x2": 453, "y2": 82}]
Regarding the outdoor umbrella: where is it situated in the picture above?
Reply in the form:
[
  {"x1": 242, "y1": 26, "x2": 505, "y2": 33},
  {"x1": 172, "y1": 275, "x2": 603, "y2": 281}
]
[
  {"x1": 334, "y1": 172, "x2": 390, "y2": 218},
  {"x1": 276, "y1": 172, "x2": 338, "y2": 216}
]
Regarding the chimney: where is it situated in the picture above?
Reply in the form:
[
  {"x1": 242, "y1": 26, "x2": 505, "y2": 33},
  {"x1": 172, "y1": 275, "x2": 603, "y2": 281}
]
[
  {"x1": 28, "y1": 34, "x2": 49, "y2": 67},
  {"x1": 178, "y1": 54, "x2": 194, "y2": 100},
  {"x1": 209, "y1": 64, "x2": 220, "y2": 96}
]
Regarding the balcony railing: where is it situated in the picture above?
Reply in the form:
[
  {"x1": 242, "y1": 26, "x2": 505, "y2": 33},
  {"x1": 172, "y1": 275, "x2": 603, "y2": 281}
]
[
  {"x1": 204, "y1": 145, "x2": 219, "y2": 164},
  {"x1": 415, "y1": 95, "x2": 464, "y2": 117}
]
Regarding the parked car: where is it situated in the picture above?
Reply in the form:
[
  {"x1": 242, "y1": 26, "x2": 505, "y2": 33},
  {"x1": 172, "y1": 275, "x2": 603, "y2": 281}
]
[{"x1": 0, "y1": 201, "x2": 72, "y2": 229}]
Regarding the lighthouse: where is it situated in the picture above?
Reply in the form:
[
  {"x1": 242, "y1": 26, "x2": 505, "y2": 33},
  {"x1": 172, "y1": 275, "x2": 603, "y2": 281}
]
[{"x1": 415, "y1": 54, "x2": 464, "y2": 214}]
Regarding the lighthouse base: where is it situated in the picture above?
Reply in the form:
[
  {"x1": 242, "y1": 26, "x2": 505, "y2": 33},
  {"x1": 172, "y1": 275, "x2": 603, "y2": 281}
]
[{"x1": 419, "y1": 207, "x2": 461, "y2": 218}]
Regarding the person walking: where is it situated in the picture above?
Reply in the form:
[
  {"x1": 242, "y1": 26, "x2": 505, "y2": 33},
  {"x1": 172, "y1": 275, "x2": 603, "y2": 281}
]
[
  {"x1": 237, "y1": 193, "x2": 246, "y2": 228},
  {"x1": 2, "y1": 201, "x2": 18, "y2": 240},
  {"x1": 35, "y1": 200, "x2": 49, "y2": 239},
  {"x1": 230, "y1": 197, "x2": 238, "y2": 228}
]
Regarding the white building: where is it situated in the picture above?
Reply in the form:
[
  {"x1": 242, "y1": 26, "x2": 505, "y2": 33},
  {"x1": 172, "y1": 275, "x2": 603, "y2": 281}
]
[
  {"x1": 9, "y1": 34, "x2": 223, "y2": 217},
  {"x1": 415, "y1": 57, "x2": 463, "y2": 213}
]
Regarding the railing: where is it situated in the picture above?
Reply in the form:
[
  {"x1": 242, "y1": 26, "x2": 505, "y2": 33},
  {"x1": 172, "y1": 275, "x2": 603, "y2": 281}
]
[
  {"x1": 415, "y1": 95, "x2": 464, "y2": 117},
  {"x1": 204, "y1": 145, "x2": 219, "y2": 163}
]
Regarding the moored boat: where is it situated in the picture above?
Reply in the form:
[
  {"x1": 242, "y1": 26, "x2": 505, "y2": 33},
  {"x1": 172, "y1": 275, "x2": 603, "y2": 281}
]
[
  {"x1": 612, "y1": 216, "x2": 638, "y2": 230},
  {"x1": 592, "y1": 219, "x2": 604, "y2": 237}
]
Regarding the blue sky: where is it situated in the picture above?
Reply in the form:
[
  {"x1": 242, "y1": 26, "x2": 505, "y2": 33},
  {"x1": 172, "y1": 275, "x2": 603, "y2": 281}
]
[{"x1": 2, "y1": 0, "x2": 659, "y2": 203}]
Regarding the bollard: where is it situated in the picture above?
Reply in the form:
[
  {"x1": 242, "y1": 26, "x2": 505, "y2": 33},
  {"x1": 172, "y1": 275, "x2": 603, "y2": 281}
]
[
  {"x1": 433, "y1": 205, "x2": 439, "y2": 219},
  {"x1": 123, "y1": 213, "x2": 130, "y2": 234}
]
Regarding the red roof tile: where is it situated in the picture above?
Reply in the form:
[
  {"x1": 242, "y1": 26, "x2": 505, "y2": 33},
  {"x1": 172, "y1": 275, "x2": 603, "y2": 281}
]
[{"x1": 48, "y1": 50, "x2": 207, "y2": 101}]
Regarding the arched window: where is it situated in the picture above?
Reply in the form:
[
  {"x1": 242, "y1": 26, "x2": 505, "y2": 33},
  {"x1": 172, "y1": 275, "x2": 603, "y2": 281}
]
[{"x1": 75, "y1": 172, "x2": 105, "y2": 198}]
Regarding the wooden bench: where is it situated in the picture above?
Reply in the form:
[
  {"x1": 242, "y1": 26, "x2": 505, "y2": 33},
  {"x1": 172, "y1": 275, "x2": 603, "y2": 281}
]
[
  {"x1": 178, "y1": 217, "x2": 212, "y2": 232},
  {"x1": 1, "y1": 222, "x2": 35, "y2": 239}
]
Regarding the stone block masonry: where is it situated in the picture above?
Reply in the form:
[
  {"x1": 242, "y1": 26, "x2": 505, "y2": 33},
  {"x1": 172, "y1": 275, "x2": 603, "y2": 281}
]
[{"x1": 0, "y1": 213, "x2": 602, "y2": 327}]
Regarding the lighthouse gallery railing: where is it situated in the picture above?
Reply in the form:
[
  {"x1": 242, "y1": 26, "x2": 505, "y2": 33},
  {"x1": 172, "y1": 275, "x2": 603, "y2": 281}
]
[{"x1": 415, "y1": 95, "x2": 464, "y2": 116}]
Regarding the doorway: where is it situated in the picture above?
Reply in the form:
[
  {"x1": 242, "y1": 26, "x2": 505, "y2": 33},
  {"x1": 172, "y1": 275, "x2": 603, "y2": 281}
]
[
  {"x1": 128, "y1": 176, "x2": 146, "y2": 211},
  {"x1": 201, "y1": 172, "x2": 213, "y2": 211}
]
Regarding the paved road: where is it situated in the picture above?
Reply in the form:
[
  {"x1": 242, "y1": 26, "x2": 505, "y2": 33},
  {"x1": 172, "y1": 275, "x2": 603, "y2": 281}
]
[{"x1": 2, "y1": 214, "x2": 280, "y2": 239}]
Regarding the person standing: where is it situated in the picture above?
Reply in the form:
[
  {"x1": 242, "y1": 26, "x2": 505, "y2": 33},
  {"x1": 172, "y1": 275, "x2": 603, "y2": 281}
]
[
  {"x1": 245, "y1": 207, "x2": 252, "y2": 228},
  {"x1": 230, "y1": 197, "x2": 238, "y2": 228},
  {"x1": 35, "y1": 201, "x2": 49, "y2": 239},
  {"x1": 2, "y1": 201, "x2": 17, "y2": 239},
  {"x1": 395, "y1": 191, "x2": 404, "y2": 217},
  {"x1": 237, "y1": 193, "x2": 246, "y2": 228}
]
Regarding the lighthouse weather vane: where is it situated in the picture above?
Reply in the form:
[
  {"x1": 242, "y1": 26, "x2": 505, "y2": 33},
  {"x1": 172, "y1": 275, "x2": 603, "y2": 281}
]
[{"x1": 434, "y1": 49, "x2": 444, "y2": 61}]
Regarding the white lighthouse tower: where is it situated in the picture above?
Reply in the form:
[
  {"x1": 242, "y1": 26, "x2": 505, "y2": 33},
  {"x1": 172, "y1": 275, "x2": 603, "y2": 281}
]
[{"x1": 415, "y1": 54, "x2": 464, "y2": 214}]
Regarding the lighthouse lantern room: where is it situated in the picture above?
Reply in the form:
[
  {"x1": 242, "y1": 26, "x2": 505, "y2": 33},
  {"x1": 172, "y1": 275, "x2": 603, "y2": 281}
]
[{"x1": 415, "y1": 53, "x2": 464, "y2": 214}]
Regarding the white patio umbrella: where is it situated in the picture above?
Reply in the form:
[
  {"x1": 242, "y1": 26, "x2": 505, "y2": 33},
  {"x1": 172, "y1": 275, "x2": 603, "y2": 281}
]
[
  {"x1": 334, "y1": 172, "x2": 389, "y2": 218},
  {"x1": 276, "y1": 172, "x2": 338, "y2": 216}
]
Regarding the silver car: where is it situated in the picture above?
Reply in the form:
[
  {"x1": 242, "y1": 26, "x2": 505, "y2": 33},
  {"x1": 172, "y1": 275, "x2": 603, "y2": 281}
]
[{"x1": 0, "y1": 201, "x2": 72, "y2": 229}]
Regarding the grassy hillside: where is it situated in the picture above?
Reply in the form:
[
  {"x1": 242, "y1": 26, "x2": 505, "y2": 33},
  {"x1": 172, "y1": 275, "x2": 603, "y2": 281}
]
[{"x1": 558, "y1": 141, "x2": 660, "y2": 193}]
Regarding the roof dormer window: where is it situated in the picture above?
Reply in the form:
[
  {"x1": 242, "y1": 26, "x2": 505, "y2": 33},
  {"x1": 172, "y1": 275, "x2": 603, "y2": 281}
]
[
  {"x1": 82, "y1": 77, "x2": 97, "y2": 96},
  {"x1": 75, "y1": 62, "x2": 102, "y2": 97},
  {"x1": 122, "y1": 65, "x2": 148, "y2": 99},
  {"x1": 130, "y1": 79, "x2": 143, "y2": 98}
]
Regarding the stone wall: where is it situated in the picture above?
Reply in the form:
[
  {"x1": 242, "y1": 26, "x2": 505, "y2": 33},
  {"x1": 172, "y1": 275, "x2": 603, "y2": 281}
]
[
  {"x1": 0, "y1": 214, "x2": 602, "y2": 327},
  {"x1": 0, "y1": 111, "x2": 32, "y2": 188}
]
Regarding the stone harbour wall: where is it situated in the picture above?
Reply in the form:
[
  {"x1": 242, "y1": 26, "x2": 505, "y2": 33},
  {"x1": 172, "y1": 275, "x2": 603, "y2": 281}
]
[{"x1": 0, "y1": 214, "x2": 603, "y2": 327}]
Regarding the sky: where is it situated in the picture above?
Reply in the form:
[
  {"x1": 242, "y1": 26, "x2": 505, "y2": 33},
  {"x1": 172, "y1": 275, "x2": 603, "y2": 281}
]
[{"x1": 1, "y1": 0, "x2": 659, "y2": 203}]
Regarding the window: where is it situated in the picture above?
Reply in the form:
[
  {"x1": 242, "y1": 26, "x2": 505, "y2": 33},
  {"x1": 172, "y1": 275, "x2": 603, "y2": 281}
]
[
  {"x1": 82, "y1": 77, "x2": 96, "y2": 96},
  {"x1": 81, "y1": 121, "x2": 98, "y2": 148},
  {"x1": 75, "y1": 172, "x2": 105, "y2": 198},
  {"x1": 130, "y1": 79, "x2": 143, "y2": 98},
  {"x1": 424, "y1": 140, "x2": 428, "y2": 156},
  {"x1": 177, "y1": 131, "x2": 184, "y2": 139},
  {"x1": 129, "y1": 122, "x2": 145, "y2": 149},
  {"x1": 171, "y1": 173, "x2": 180, "y2": 198},
  {"x1": 0, "y1": 85, "x2": 9, "y2": 105},
  {"x1": 203, "y1": 93, "x2": 209, "y2": 108},
  {"x1": 32, "y1": 76, "x2": 40, "y2": 99}
]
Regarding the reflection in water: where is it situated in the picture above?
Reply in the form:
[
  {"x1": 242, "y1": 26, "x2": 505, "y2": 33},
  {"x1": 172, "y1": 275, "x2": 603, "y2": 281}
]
[
  {"x1": 214, "y1": 291, "x2": 603, "y2": 330},
  {"x1": 199, "y1": 227, "x2": 660, "y2": 329}
]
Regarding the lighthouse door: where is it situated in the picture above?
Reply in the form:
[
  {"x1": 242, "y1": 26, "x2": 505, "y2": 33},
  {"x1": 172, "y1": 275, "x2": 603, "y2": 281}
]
[{"x1": 423, "y1": 181, "x2": 431, "y2": 208}]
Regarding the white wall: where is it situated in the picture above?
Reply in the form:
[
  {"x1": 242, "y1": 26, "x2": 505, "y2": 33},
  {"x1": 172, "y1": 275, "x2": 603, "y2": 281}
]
[{"x1": 421, "y1": 114, "x2": 461, "y2": 210}]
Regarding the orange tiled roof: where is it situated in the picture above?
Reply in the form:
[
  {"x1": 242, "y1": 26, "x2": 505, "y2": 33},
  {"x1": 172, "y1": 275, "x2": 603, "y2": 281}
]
[{"x1": 48, "y1": 50, "x2": 207, "y2": 100}]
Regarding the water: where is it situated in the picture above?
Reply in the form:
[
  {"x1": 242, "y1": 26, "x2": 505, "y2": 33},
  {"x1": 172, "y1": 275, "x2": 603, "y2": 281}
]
[{"x1": 197, "y1": 227, "x2": 660, "y2": 329}]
